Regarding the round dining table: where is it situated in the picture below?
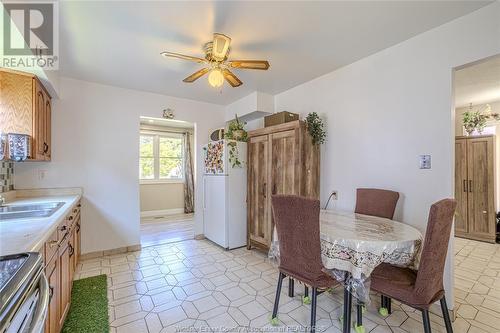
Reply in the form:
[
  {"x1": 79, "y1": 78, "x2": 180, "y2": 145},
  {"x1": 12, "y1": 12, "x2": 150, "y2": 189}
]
[{"x1": 269, "y1": 209, "x2": 423, "y2": 333}]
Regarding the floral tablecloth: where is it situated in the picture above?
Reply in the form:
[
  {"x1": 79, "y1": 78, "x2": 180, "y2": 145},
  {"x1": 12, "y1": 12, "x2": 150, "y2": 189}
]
[{"x1": 269, "y1": 209, "x2": 423, "y2": 302}]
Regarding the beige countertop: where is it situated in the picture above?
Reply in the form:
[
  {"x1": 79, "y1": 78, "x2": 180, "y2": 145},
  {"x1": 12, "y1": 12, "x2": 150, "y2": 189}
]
[{"x1": 0, "y1": 188, "x2": 82, "y2": 256}]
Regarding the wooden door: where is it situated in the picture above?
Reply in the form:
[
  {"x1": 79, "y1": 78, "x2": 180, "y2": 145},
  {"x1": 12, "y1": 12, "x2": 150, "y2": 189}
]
[
  {"x1": 247, "y1": 135, "x2": 270, "y2": 248},
  {"x1": 45, "y1": 256, "x2": 59, "y2": 333},
  {"x1": 467, "y1": 136, "x2": 496, "y2": 242},
  {"x1": 34, "y1": 81, "x2": 46, "y2": 160},
  {"x1": 268, "y1": 129, "x2": 300, "y2": 243},
  {"x1": 44, "y1": 96, "x2": 51, "y2": 160},
  {"x1": 269, "y1": 129, "x2": 300, "y2": 197},
  {"x1": 455, "y1": 138, "x2": 469, "y2": 235},
  {"x1": 59, "y1": 242, "x2": 71, "y2": 327}
]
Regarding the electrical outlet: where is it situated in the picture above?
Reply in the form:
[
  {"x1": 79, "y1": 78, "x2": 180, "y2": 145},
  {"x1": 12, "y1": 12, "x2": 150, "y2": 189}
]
[{"x1": 331, "y1": 190, "x2": 338, "y2": 200}]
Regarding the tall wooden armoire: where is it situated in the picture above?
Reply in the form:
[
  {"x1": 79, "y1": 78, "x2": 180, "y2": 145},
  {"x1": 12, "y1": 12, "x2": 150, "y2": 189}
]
[
  {"x1": 455, "y1": 135, "x2": 496, "y2": 243},
  {"x1": 246, "y1": 120, "x2": 320, "y2": 250}
]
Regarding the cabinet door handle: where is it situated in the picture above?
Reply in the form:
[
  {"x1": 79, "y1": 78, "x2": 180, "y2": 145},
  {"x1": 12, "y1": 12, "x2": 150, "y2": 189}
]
[
  {"x1": 68, "y1": 216, "x2": 73, "y2": 221},
  {"x1": 76, "y1": 223, "x2": 80, "y2": 232},
  {"x1": 43, "y1": 142, "x2": 49, "y2": 153},
  {"x1": 263, "y1": 183, "x2": 267, "y2": 198},
  {"x1": 69, "y1": 244, "x2": 74, "y2": 257},
  {"x1": 60, "y1": 225, "x2": 67, "y2": 231},
  {"x1": 469, "y1": 180, "x2": 473, "y2": 192},
  {"x1": 463, "y1": 180, "x2": 468, "y2": 192}
]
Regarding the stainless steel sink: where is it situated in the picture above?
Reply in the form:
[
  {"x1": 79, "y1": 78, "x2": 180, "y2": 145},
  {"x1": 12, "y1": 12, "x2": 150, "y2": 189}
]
[{"x1": 0, "y1": 202, "x2": 65, "y2": 221}]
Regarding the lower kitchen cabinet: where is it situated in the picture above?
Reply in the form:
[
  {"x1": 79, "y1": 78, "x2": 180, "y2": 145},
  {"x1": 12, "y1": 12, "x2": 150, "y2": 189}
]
[
  {"x1": 45, "y1": 254, "x2": 59, "y2": 333},
  {"x1": 58, "y1": 240, "x2": 71, "y2": 328},
  {"x1": 43, "y1": 200, "x2": 81, "y2": 333}
]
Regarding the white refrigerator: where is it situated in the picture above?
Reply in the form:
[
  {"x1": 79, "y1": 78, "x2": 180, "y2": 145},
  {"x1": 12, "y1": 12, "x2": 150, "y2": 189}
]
[{"x1": 203, "y1": 140, "x2": 247, "y2": 249}]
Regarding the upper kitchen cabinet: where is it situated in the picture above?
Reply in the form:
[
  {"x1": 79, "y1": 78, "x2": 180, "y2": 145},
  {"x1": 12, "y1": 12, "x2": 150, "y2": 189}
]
[{"x1": 0, "y1": 69, "x2": 52, "y2": 161}]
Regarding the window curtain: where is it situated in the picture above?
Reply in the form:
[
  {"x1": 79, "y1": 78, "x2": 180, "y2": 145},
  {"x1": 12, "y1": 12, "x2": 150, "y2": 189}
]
[{"x1": 183, "y1": 132, "x2": 195, "y2": 213}]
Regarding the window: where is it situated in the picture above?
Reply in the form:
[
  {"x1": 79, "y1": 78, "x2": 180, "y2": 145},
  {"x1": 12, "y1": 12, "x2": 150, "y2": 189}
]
[{"x1": 140, "y1": 132, "x2": 184, "y2": 182}]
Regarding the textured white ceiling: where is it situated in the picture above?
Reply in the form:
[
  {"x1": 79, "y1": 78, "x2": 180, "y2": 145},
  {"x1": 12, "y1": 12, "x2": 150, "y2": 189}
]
[
  {"x1": 59, "y1": 1, "x2": 491, "y2": 105},
  {"x1": 455, "y1": 56, "x2": 500, "y2": 108}
]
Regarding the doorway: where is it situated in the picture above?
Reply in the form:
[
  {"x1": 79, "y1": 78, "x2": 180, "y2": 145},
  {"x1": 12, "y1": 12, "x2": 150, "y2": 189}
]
[
  {"x1": 138, "y1": 116, "x2": 195, "y2": 247},
  {"x1": 453, "y1": 54, "x2": 500, "y2": 330}
]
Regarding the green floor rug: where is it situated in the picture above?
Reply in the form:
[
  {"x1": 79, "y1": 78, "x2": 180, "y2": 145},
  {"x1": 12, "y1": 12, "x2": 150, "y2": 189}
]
[{"x1": 62, "y1": 274, "x2": 109, "y2": 333}]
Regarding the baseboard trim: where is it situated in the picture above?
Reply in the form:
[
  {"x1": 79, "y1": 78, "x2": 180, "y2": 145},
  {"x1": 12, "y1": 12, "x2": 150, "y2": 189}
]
[
  {"x1": 80, "y1": 244, "x2": 141, "y2": 260},
  {"x1": 140, "y1": 208, "x2": 184, "y2": 218}
]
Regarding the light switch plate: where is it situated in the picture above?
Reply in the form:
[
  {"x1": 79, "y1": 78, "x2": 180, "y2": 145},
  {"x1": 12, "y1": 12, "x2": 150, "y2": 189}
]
[{"x1": 419, "y1": 155, "x2": 431, "y2": 169}]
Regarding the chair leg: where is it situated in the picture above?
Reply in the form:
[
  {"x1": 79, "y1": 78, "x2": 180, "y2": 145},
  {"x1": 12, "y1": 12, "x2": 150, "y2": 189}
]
[
  {"x1": 356, "y1": 303, "x2": 363, "y2": 330},
  {"x1": 303, "y1": 285, "x2": 311, "y2": 304},
  {"x1": 343, "y1": 286, "x2": 352, "y2": 333},
  {"x1": 289, "y1": 277, "x2": 295, "y2": 297},
  {"x1": 271, "y1": 272, "x2": 285, "y2": 323},
  {"x1": 387, "y1": 297, "x2": 392, "y2": 314},
  {"x1": 379, "y1": 295, "x2": 389, "y2": 317},
  {"x1": 310, "y1": 287, "x2": 318, "y2": 333},
  {"x1": 440, "y1": 297, "x2": 453, "y2": 333},
  {"x1": 422, "y1": 310, "x2": 432, "y2": 333}
]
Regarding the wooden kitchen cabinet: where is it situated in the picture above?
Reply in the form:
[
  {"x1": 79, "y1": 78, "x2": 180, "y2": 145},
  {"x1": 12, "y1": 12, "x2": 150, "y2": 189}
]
[
  {"x1": 247, "y1": 121, "x2": 320, "y2": 250},
  {"x1": 0, "y1": 69, "x2": 52, "y2": 161},
  {"x1": 45, "y1": 254, "x2": 60, "y2": 333},
  {"x1": 43, "y1": 200, "x2": 81, "y2": 333},
  {"x1": 455, "y1": 136, "x2": 496, "y2": 243},
  {"x1": 58, "y1": 240, "x2": 71, "y2": 328}
]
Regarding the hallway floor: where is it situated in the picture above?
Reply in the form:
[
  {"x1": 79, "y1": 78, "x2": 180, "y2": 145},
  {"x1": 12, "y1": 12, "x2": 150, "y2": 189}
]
[
  {"x1": 73, "y1": 237, "x2": 499, "y2": 332},
  {"x1": 140, "y1": 213, "x2": 194, "y2": 247}
]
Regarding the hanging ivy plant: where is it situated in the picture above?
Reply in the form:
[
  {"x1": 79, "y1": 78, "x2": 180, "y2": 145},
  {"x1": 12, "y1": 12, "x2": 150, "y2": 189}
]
[
  {"x1": 227, "y1": 141, "x2": 243, "y2": 168},
  {"x1": 305, "y1": 112, "x2": 326, "y2": 145},
  {"x1": 225, "y1": 114, "x2": 248, "y2": 142}
]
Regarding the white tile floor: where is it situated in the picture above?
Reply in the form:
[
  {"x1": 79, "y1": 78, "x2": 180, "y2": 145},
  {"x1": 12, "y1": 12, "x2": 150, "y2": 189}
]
[{"x1": 74, "y1": 237, "x2": 499, "y2": 332}]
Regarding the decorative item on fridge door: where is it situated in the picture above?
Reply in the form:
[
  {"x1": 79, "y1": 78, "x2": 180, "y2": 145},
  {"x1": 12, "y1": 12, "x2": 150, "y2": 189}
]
[
  {"x1": 225, "y1": 114, "x2": 248, "y2": 142},
  {"x1": 7, "y1": 133, "x2": 31, "y2": 161},
  {"x1": 0, "y1": 134, "x2": 7, "y2": 161},
  {"x1": 204, "y1": 140, "x2": 224, "y2": 174}
]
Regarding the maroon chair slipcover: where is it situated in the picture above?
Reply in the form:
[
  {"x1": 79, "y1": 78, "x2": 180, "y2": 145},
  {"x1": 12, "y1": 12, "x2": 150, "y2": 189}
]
[
  {"x1": 355, "y1": 188, "x2": 400, "y2": 219},
  {"x1": 271, "y1": 195, "x2": 337, "y2": 333},
  {"x1": 371, "y1": 199, "x2": 457, "y2": 333}
]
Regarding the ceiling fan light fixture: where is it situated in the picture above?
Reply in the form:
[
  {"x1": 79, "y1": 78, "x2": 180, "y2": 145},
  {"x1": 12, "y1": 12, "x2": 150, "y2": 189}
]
[{"x1": 208, "y1": 68, "x2": 224, "y2": 88}]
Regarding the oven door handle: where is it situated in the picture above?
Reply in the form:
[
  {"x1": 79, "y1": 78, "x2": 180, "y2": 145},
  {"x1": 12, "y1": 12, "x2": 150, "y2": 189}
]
[{"x1": 27, "y1": 272, "x2": 50, "y2": 333}]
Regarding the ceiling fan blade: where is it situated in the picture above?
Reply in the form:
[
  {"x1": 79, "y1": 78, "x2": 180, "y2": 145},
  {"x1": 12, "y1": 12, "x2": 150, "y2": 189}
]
[
  {"x1": 183, "y1": 68, "x2": 210, "y2": 83},
  {"x1": 222, "y1": 69, "x2": 242, "y2": 87},
  {"x1": 211, "y1": 33, "x2": 231, "y2": 61},
  {"x1": 228, "y1": 60, "x2": 270, "y2": 70},
  {"x1": 161, "y1": 51, "x2": 207, "y2": 63}
]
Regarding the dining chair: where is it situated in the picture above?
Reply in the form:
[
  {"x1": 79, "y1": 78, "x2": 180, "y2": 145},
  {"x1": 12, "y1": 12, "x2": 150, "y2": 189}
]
[
  {"x1": 271, "y1": 195, "x2": 338, "y2": 333},
  {"x1": 355, "y1": 188, "x2": 400, "y2": 219},
  {"x1": 354, "y1": 188, "x2": 400, "y2": 328},
  {"x1": 370, "y1": 198, "x2": 457, "y2": 333}
]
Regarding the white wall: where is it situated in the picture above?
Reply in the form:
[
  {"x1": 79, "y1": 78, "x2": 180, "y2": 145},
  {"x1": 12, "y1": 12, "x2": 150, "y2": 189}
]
[
  {"x1": 274, "y1": 2, "x2": 500, "y2": 308},
  {"x1": 15, "y1": 77, "x2": 225, "y2": 254},
  {"x1": 139, "y1": 183, "x2": 184, "y2": 213}
]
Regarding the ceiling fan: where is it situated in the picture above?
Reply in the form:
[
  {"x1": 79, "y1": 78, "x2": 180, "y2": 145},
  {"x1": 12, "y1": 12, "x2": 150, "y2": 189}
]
[{"x1": 161, "y1": 33, "x2": 270, "y2": 88}]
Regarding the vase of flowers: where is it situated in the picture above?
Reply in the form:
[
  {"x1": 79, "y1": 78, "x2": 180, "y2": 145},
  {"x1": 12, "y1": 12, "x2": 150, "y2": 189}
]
[{"x1": 463, "y1": 104, "x2": 499, "y2": 136}]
